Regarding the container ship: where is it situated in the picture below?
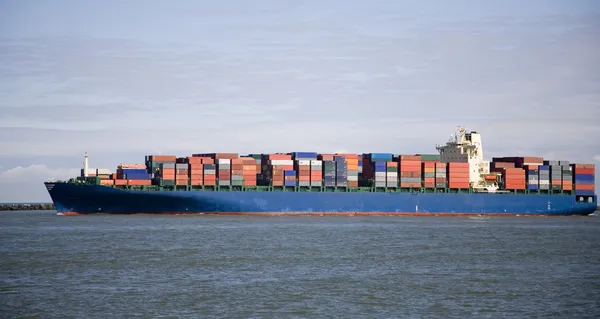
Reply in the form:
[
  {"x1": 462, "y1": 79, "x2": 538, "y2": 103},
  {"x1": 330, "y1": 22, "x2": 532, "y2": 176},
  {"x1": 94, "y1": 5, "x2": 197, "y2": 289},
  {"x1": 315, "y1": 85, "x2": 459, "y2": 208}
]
[{"x1": 44, "y1": 127, "x2": 597, "y2": 216}]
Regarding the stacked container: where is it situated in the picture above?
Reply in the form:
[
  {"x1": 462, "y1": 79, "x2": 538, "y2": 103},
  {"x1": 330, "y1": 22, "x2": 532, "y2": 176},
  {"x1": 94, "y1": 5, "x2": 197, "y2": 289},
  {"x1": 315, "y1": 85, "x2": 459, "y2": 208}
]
[
  {"x1": 503, "y1": 168, "x2": 526, "y2": 190},
  {"x1": 187, "y1": 157, "x2": 204, "y2": 186},
  {"x1": 334, "y1": 156, "x2": 348, "y2": 187},
  {"x1": 524, "y1": 165, "x2": 539, "y2": 190},
  {"x1": 399, "y1": 156, "x2": 421, "y2": 188},
  {"x1": 435, "y1": 163, "x2": 447, "y2": 188},
  {"x1": 323, "y1": 160, "x2": 336, "y2": 187},
  {"x1": 240, "y1": 157, "x2": 257, "y2": 186},
  {"x1": 247, "y1": 154, "x2": 262, "y2": 175},
  {"x1": 117, "y1": 167, "x2": 150, "y2": 180},
  {"x1": 261, "y1": 154, "x2": 292, "y2": 186},
  {"x1": 340, "y1": 154, "x2": 360, "y2": 188},
  {"x1": 538, "y1": 165, "x2": 550, "y2": 190},
  {"x1": 560, "y1": 161, "x2": 572, "y2": 191},
  {"x1": 203, "y1": 161, "x2": 217, "y2": 186},
  {"x1": 175, "y1": 163, "x2": 188, "y2": 186},
  {"x1": 573, "y1": 164, "x2": 595, "y2": 196},
  {"x1": 284, "y1": 170, "x2": 296, "y2": 187},
  {"x1": 296, "y1": 160, "x2": 311, "y2": 186},
  {"x1": 230, "y1": 159, "x2": 244, "y2": 186},
  {"x1": 310, "y1": 160, "x2": 323, "y2": 186},
  {"x1": 146, "y1": 155, "x2": 177, "y2": 176},
  {"x1": 358, "y1": 156, "x2": 363, "y2": 174},
  {"x1": 422, "y1": 162, "x2": 435, "y2": 188},
  {"x1": 158, "y1": 162, "x2": 175, "y2": 186},
  {"x1": 292, "y1": 152, "x2": 317, "y2": 187},
  {"x1": 361, "y1": 153, "x2": 393, "y2": 187},
  {"x1": 96, "y1": 169, "x2": 112, "y2": 180},
  {"x1": 386, "y1": 162, "x2": 398, "y2": 188},
  {"x1": 544, "y1": 160, "x2": 561, "y2": 191},
  {"x1": 217, "y1": 159, "x2": 231, "y2": 186},
  {"x1": 447, "y1": 162, "x2": 470, "y2": 189}
]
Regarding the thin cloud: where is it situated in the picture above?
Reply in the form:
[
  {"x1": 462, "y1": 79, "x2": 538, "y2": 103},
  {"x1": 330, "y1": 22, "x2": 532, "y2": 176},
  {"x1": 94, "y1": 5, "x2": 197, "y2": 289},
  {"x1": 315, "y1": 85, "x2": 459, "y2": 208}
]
[{"x1": 1, "y1": 3, "x2": 599, "y2": 200}]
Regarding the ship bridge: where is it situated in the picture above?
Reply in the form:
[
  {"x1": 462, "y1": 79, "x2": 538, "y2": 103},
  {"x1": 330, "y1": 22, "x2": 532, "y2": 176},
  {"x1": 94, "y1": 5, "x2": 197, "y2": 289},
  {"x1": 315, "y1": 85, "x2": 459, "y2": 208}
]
[{"x1": 436, "y1": 127, "x2": 496, "y2": 192}]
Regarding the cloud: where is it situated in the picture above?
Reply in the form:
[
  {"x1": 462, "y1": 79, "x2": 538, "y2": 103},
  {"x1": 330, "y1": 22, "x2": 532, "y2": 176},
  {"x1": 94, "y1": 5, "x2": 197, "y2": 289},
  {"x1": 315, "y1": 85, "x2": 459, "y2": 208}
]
[
  {"x1": 0, "y1": 165, "x2": 80, "y2": 202},
  {"x1": 1, "y1": 3, "x2": 599, "y2": 200}
]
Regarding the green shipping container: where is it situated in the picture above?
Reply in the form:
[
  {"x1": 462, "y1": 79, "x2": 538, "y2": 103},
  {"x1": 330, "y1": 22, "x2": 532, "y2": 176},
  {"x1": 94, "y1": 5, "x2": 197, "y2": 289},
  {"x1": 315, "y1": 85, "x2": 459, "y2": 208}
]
[
  {"x1": 420, "y1": 154, "x2": 441, "y2": 161},
  {"x1": 160, "y1": 179, "x2": 175, "y2": 186}
]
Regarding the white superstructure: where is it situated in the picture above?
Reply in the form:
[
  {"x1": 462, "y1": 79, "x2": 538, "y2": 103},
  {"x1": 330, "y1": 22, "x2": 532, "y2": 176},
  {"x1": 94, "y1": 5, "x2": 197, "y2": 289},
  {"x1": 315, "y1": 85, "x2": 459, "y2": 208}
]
[
  {"x1": 435, "y1": 127, "x2": 499, "y2": 192},
  {"x1": 83, "y1": 152, "x2": 89, "y2": 177}
]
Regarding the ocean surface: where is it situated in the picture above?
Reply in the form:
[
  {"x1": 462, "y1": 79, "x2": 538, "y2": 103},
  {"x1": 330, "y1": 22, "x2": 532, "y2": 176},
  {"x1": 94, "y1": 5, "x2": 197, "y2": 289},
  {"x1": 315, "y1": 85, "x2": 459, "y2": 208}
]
[{"x1": 1, "y1": 211, "x2": 599, "y2": 318}]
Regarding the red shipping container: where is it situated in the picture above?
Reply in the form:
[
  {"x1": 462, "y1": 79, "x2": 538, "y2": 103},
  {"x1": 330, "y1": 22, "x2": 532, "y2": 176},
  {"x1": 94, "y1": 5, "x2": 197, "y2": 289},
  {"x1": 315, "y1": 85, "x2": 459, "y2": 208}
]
[
  {"x1": 575, "y1": 184, "x2": 595, "y2": 191},
  {"x1": 128, "y1": 179, "x2": 152, "y2": 186},
  {"x1": 398, "y1": 155, "x2": 421, "y2": 161},
  {"x1": 400, "y1": 182, "x2": 421, "y2": 188},
  {"x1": 573, "y1": 168, "x2": 595, "y2": 175},
  {"x1": 268, "y1": 154, "x2": 292, "y2": 160}
]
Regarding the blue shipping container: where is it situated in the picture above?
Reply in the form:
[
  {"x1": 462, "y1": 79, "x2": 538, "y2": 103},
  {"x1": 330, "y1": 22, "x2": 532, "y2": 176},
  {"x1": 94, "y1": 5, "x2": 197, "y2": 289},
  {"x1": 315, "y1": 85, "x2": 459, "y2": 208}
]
[
  {"x1": 574, "y1": 174, "x2": 595, "y2": 183},
  {"x1": 369, "y1": 153, "x2": 393, "y2": 160},
  {"x1": 292, "y1": 152, "x2": 317, "y2": 159},
  {"x1": 284, "y1": 170, "x2": 296, "y2": 176},
  {"x1": 575, "y1": 190, "x2": 595, "y2": 196}
]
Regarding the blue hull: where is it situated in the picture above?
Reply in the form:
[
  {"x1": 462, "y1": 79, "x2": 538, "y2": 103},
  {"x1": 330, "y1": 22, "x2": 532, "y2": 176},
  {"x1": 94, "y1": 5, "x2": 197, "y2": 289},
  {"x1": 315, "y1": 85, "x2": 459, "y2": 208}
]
[{"x1": 45, "y1": 182, "x2": 597, "y2": 216}]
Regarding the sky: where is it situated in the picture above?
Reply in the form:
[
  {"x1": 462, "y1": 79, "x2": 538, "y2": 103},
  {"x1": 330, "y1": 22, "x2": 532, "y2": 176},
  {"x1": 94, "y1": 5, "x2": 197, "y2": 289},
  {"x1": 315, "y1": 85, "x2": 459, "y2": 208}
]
[{"x1": 0, "y1": 0, "x2": 599, "y2": 202}]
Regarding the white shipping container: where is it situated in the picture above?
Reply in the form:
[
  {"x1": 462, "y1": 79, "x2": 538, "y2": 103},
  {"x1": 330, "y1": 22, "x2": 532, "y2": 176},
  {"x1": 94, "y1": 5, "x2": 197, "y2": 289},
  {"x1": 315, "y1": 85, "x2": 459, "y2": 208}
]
[
  {"x1": 386, "y1": 172, "x2": 397, "y2": 177},
  {"x1": 298, "y1": 160, "x2": 311, "y2": 166},
  {"x1": 539, "y1": 180, "x2": 550, "y2": 185},
  {"x1": 347, "y1": 175, "x2": 358, "y2": 181},
  {"x1": 218, "y1": 159, "x2": 231, "y2": 164},
  {"x1": 270, "y1": 160, "x2": 294, "y2": 166},
  {"x1": 375, "y1": 172, "x2": 386, "y2": 177},
  {"x1": 310, "y1": 160, "x2": 323, "y2": 166},
  {"x1": 96, "y1": 168, "x2": 112, "y2": 175}
]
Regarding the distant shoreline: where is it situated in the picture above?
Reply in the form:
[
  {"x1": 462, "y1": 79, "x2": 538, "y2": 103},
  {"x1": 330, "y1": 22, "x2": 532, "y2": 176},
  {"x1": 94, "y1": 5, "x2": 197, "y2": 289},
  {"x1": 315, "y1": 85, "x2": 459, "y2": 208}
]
[{"x1": 0, "y1": 203, "x2": 56, "y2": 211}]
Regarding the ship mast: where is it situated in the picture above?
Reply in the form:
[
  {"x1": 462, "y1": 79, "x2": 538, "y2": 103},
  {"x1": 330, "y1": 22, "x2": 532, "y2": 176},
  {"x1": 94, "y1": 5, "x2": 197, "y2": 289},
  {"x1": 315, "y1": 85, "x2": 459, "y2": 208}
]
[{"x1": 83, "y1": 152, "x2": 89, "y2": 177}]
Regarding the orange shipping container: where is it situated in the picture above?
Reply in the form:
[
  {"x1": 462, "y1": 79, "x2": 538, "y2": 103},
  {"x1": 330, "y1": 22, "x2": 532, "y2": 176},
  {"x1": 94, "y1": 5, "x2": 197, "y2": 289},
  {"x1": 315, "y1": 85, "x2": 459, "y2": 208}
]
[
  {"x1": 449, "y1": 177, "x2": 469, "y2": 183},
  {"x1": 335, "y1": 153, "x2": 360, "y2": 160},
  {"x1": 190, "y1": 180, "x2": 203, "y2": 186},
  {"x1": 448, "y1": 162, "x2": 469, "y2": 168},
  {"x1": 150, "y1": 155, "x2": 177, "y2": 162},
  {"x1": 100, "y1": 179, "x2": 115, "y2": 185},
  {"x1": 268, "y1": 154, "x2": 292, "y2": 160},
  {"x1": 318, "y1": 154, "x2": 335, "y2": 161},
  {"x1": 562, "y1": 183, "x2": 573, "y2": 190},
  {"x1": 128, "y1": 179, "x2": 152, "y2": 186},
  {"x1": 573, "y1": 168, "x2": 595, "y2": 175},
  {"x1": 204, "y1": 180, "x2": 216, "y2": 186},
  {"x1": 505, "y1": 174, "x2": 525, "y2": 181},
  {"x1": 575, "y1": 184, "x2": 595, "y2": 191},
  {"x1": 449, "y1": 172, "x2": 470, "y2": 178},
  {"x1": 400, "y1": 182, "x2": 421, "y2": 188},
  {"x1": 398, "y1": 155, "x2": 421, "y2": 161}
]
